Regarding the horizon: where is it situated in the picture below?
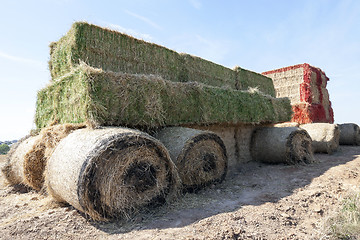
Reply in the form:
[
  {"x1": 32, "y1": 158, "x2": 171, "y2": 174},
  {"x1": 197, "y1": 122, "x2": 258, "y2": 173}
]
[{"x1": 1, "y1": 0, "x2": 359, "y2": 140}]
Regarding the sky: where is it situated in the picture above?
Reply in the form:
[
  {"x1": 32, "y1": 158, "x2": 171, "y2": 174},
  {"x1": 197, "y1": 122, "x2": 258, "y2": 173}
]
[{"x1": 0, "y1": 0, "x2": 359, "y2": 140}]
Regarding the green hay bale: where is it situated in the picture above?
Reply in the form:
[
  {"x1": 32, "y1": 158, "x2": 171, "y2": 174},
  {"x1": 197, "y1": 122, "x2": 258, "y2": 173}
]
[
  {"x1": 234, "y1": 66, "x2": 276, "y2": 97},
  {"x1": 35, "y1": 64, "x2": 292, "y2": 130},
  {"x1": 181, "y1": 53, "x2": 236, "y2": 89},
  {"x1": 49, "y1": 22, "x2": 276, "y2": 96}
]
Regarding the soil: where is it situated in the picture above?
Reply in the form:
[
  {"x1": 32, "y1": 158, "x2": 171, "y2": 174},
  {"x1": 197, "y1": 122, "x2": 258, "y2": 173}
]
[{"x1": 1, "y1": 146, "x2": 360, "y2": 240}]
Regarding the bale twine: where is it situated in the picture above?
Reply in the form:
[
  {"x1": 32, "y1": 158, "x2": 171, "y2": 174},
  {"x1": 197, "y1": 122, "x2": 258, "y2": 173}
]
[
  {"x1": 339, "y1": 123, "x2": 360, "y2": 145},
  {"x1": 1, "y1": 135, "x2": 41, "y2": 185},
  {"x1": 251, "y1": 127, "x2": 314, "y2": 164},
  {"x1": 45, "y1": 127, "x2": 179, "y2": 221},
  {"x1": 300, "y1": 123, "x2": 340, "y2": 154},
  {"x1": 154, "y1": 127, "x2": 227, "y2": 192}
]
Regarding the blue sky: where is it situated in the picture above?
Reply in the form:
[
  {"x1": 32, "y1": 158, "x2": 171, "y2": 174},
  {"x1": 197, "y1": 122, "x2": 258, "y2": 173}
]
[{"x1": 1, "y1": 0, "x2": 359, "y2": 140}]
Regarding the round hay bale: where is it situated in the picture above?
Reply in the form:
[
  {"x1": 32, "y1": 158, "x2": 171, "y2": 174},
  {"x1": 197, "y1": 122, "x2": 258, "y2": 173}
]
[
  {"x1": 300, "y1": 123, "x2": 340, "y2": 154},
  {"x1": 154, "y1": 127, "x2": 227, "y2": 192},
  {"x1": 339, "y1": 123, "x2": 360, "y2": 145},
  {"x1": 45, "y1": 127, "x2": 179, "y2": 221},
  {"x1": 1, "y1": 135, "x2": 41, "y2": 185},
  {"x1": 251, "y1": 127, "x2": 314, "y2": 164},
  {"x1": 23, "y1": 123, "x2": 86, "y2": 190}
]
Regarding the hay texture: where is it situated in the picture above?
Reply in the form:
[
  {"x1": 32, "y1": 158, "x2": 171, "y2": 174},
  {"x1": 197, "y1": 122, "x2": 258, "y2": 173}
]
[
  {"x1": 45, "y1": 127, "x2": 179, "y2": 221},
  {"x1": 49, "y1": 22, "x2": 276, "y2": 96},
  {"x1": 23, "y1": 123, "x2": 87, "y2": 190},
  {"x1": 300, "y1": 123, "x2": 340, "y2": 154},
  {"x1": 2, "y1": 135, "x2": 41, "y2": 185},
  {"x1": 154, "y1": 127, "x2": 227, "y2": 191},
  {"x1": 186, "y1": 124, "x2": 257, "y2": 173},
  {"x1": 251, "y1": 127, "x2": 314, "y2": 164},
  {"x1": 263, "y1": 63, "x2": 334, "y2": 124},
  {"x1": 35, "y1": 64, "x2": 292, "y2": 130},
  {"x1": 339, "y1": 123, "x2": 360, "y2": 145},
  {"x1": 1, "y1": 124, "x2": 86, "y2": 190}
]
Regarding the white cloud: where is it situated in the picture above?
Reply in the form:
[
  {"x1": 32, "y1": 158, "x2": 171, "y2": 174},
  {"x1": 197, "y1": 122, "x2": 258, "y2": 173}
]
[
  {"x1": 124, "y1": 10, "x2": 162, "y2": 30},
  {"x1": 0, "y1": 51, "x2": 45, "y2": 67},
  {"x1": 101, "y1": 22, "x2": 153, "y2": 41},
  {"x1": 189, "y1": 0, "x2": 202, "y2": 9}
]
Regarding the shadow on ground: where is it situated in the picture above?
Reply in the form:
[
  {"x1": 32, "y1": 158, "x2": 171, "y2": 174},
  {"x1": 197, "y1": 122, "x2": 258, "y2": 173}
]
[{"x1": 87, "y1": 146, "x2": 360, "y2": 235}]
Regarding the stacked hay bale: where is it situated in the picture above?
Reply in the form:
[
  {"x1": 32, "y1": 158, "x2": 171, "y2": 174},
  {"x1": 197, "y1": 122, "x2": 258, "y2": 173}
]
[
  {"x1": 4, "y1": 22, "x2": 297, "y2": 220},
  {"x1": 49, "y1": 22, "x2": 276, "y2": 95},
  {"x1": 263, "y1": 64, "x2": 334, "y2": 124}
]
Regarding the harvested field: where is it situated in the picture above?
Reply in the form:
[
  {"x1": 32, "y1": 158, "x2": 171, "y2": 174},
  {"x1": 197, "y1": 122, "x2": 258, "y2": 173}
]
[{"x1": 1, "y1": 146, "x2": 360, "y2": 239}]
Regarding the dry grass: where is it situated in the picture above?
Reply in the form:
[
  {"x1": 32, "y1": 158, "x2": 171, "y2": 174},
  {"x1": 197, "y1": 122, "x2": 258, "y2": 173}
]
[
  {"x1": 154, "y1": 127, "x2": 227, "y2": 192},
  {"x1": 49, "y1": 22, "x2": 276, "y2": 96},
  {"x1": 45, "y1": 127, "x2": 180, "y2": 221},
  {"x1": 35, "y1": 63, "x2": 292, "y2": 130},
  {"x1": 325, "y1": 192, "x2": 360, "y2": 239}
]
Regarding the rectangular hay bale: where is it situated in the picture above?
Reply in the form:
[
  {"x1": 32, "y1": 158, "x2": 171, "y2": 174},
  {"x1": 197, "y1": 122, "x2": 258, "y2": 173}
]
[
  {"x1": 263, "y1": 63, "x2": 334, "y2": 124},
  {"x1": 49, "y1": 22, "x2": 276, "y2": 96},
  {"x1": 35, "y1": 64, "x2": 292, "y2": 130}
]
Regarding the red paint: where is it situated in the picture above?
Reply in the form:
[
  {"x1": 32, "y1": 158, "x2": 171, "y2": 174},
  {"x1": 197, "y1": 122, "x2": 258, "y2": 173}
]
[{"x1": 263, "y1": 63, "x2": 334, "y2": 124}]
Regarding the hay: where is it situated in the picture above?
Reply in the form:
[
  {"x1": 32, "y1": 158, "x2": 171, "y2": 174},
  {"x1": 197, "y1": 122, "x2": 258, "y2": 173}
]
[
  {"x1": 23, "y1": 123, "x2": 87, "y2": 190},
  {"x1": 1, "y1": 124, "x2": 86, "y2": 190},
  {"x1": 274, "y1": 122, "x2": 300, "y2": 128},
  {"x1": 300, "y1": 123, "x2": 340, "y2": 154},
  {"x1": 250, "y1": 127, "x2": 314, "y2": 164},
  {"x1": 1, "y1": 135, "x2": 41, "y2": 185},
  {"x1": 154, "y1": 127, "x2": 227, "y2": 192},
  {"x1": 45, "y1": 127, "x2": 180, "y2": 221},
  {"x1": 339, "y1": 123, "x2": 360, "y2": 146},
  {"x1": 49, "y1": 22, "x2": 276, "y2": 96},
  {"x1": 35, "y1": 64, "x2": 292, "y2": 130},
  {"x1": 185, "y1": 124, "x2": 256, "y2": 173},
  {"x1": 263, "y1": 63, "x2": 334, "y2": 124}
]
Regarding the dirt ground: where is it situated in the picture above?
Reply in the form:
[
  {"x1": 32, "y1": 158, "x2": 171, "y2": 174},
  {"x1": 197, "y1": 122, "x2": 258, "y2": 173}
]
[{"x1": 1, "y1": 146, "x2": 360, "y2": 240}]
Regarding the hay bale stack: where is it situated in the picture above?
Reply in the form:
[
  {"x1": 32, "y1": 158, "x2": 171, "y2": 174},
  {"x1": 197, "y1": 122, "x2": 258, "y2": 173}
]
[
  {"x1": 35, "y1": 64, "x2": 292, "y2": 130},
  {"x1": 45, "y1": 127, "x2": 179, "y2": 221},
  {"x1": 263, "y1": 63, "x2": 334, "y2": 124},
  {"x1": 154, "y1": 127, "x2": 227, "y2": 192},
  {"x1": 300, "y1": 123, "x2": 340, "y2": 154},
  {"x1": 2, "y1": 135, "x2": 41, "y2": 185},
  {"x1": 339, "y1": 123, "x2": 360, "y2": 145},
  {"x1": 251, "y1": 127, "x2": 314, "y2": 164},
  {"x1": 49, "y1": 22, "x2": 276, "y2": 96}
]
